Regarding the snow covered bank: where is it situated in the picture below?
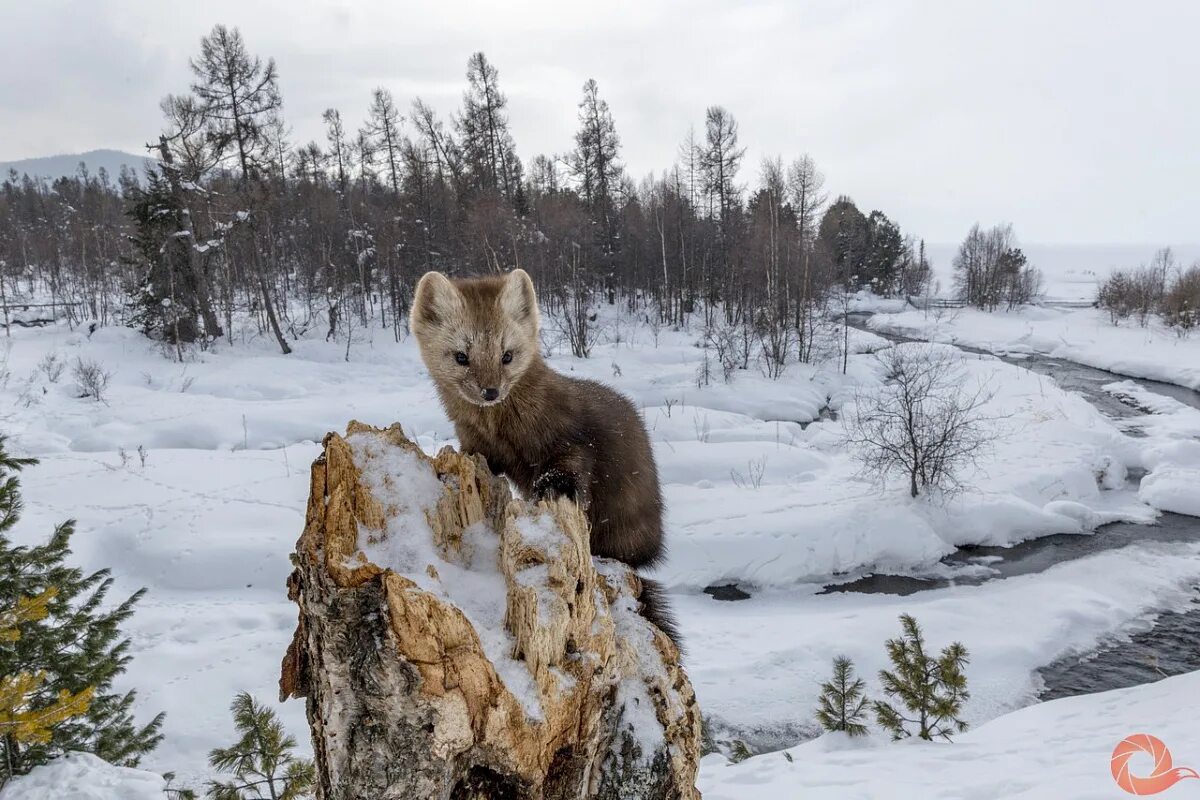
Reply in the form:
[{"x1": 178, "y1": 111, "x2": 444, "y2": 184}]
[
  {"x1": 701, "y1": 666, "x2": 1200, "y2": 799},
  {"x1": 653, "y1": 342, "x2": 1149, "y2": 590},
  {"x1": 0, "y1": 752, "x2": 164, "y2": 800},
  {"x1": 683, "y1": 540, "x2": 1200, "y2": 748},
  {"x1": 868, "y1": 304, "x2": 1200, "y2": 391},
  {"x1": 1105, "y1": 381, "x2": 1200, "y2": 517}
]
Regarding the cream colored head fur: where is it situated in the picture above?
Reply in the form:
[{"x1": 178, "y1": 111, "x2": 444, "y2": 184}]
[{"x1": 410, "y1": 269, "x2": 541, "y2": 407}]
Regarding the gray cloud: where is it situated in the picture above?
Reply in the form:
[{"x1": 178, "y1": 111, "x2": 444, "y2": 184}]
[{"x1": 2, "y1": 0, "x2": 1197, "y2": 243}]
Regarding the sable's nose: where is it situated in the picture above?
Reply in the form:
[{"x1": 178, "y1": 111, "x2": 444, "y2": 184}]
[{"x1": 482, "y1": 388, "x2": 499, "y2": 402}]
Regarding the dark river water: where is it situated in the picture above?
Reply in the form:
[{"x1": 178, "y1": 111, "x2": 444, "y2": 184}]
[{"x1": 838, "y1": 314, "x2": 1200, "y2": 700}]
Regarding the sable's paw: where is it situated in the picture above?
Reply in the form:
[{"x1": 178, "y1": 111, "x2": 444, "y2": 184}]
[{"x1": 533, "y1": 469, "x2": 578, "y2": 503}]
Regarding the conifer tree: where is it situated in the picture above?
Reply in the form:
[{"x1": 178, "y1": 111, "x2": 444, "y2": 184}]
[
  {"x1": 873, "y1": 614, "x2": 970, "y2": 742},
  {"x1": 206, "y1": 692, "x2": 314, "y2": 800},
  {"x1": 0, "y1": 435, "x2": 162, "y2": 784},
  {"x1": 455, "y1": 52, "x2": 522, "y2": 200},
  {"x1": 815, "y1": 656, "x2": 869, "y2": 736},
  {"x1": 0, "y1": 588, "x2": 95, "y2": 764},
  {"x1": 125, "y1": 166, "x2": 206, "y2": 346},
  {"x1": 189, "y1": 24, "x2": 282, "y2": 184}
]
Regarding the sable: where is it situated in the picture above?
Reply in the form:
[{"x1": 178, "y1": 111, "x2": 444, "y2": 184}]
[{"x1": 411, "y1": 269, "x2": 678, "y2": 645}]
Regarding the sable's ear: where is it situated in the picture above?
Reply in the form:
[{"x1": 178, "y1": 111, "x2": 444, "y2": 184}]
[
  {"x1": 410, "y1": 272, "x2": 464, "y2": 335},
  {"x1": 500, "y1": 269, "x2": 539, "y2": 333}
]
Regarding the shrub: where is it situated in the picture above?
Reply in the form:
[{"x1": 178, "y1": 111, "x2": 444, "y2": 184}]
[
  {"x1": 846, "y1": 345, "x2": 997, "y2": 498},
  {"x1": 1096, "y1": 248, "x2": 1173, "y2": 327},
  {"x1": 206, "y1": 692, "x2": 314, "y2": 800},
  {"x1": 71, "y1": 357, "x2": 111, "y2": 402},
  {"x1": 815, "y1": 656, "x2": 870, "y2": 736},
  {"x1": 1161, "y1": 264, "x2": 1200, "y2": 334},
  {"x1": 873, "y1": 614, "x2": 970, "y2": 742}
]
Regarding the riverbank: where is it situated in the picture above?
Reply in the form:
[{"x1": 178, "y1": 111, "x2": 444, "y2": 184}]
[{"x1": 867, "y1": 303, "x2": 1200, "y2": 392}]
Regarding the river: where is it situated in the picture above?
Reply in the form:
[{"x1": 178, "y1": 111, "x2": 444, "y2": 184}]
[{"x1": 840, "y1": 313, "x2": 1200, "y2": 699}]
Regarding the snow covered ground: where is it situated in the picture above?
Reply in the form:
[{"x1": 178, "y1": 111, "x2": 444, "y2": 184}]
[
  {"x1": 0, "y1": 304, "x2": 1197, "y2": 795},
  {"x1": 0, "y1": 752, "x2": 166, "y2": 800},
  {"x1": 868, "y1": 303, "x2": 1200, "y2": 391},
  {"x1": 700, "y1": 668, "x2": 1200, "y2": 799}
]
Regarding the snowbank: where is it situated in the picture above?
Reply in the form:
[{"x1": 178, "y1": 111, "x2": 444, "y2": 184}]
[
  {"x1": 701, "y1": 668, "x2": 1200, "y2": 799},
  {"x1": 868, "y1": 304, "x2": 1200, "y2": 391},
  {"x1": 682, "y1": 539, "x2": 1200, "y2": 747},
  {"x1": 1105, "y1": 381, "x2": 1200, "y2": 516},
  {"x1": 0, "y1": 753, "x2": 164, "y2": 800},
  {"x1": 652, "y1": 342, "x2": 1148, "y2": 590}
]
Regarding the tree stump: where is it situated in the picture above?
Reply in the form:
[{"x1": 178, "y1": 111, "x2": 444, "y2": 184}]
[{"x1": 280, "y1": 422, "x2": 702, "y2": 799}]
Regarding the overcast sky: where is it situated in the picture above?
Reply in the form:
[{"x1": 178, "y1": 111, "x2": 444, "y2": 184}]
[{"x1": 2, "y1": 0, "x2": 1198, "y2": 243}]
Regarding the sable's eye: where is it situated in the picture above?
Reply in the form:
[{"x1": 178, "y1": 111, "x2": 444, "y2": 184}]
[
  {"x1": 454, "y1": 351, "x2": 469, "y2": 366},
  {"x1": 502, "y1": 351, "x2": 513, "y2": 365}
]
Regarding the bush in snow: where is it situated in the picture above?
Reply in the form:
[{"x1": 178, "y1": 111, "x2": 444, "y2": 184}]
[
  {"x1": 873, "y1": 614, "x2": 970, "y2": 742},
  {"x1": 846, "y1": 345, "x2": 997, "y2": 498},
  {"x1": 206, "y1": 691, "x2": 313, "y2": 800},
  {"x1": 35, "y1": 353, "x2": 64, "y2": 384},
  {"x1": 0, "y1": 436, "x2": 162, "y2": 785},
  {"x1": 1095, "y1": 247, "x2": 1175, "y2": 327},
  {"x1": 71, "y1": 357, "x2": 111, "y2": 402},
  {"x1": 815, "y1": 656, "x2": 870, "y2": 737},
  {"x1": 1160, "y1": 263, "x2": 1200, "y2": 335}
]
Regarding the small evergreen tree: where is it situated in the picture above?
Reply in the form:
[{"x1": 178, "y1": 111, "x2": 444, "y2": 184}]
[
  {"x1": 0, "y1": 435, "x2": 162, "y2": 785},
  {"x1": 206, "y1": 692, "x2": 313, "y2": 800},
  {"x1": 0, "y1": 589, "x2": 95, "y2": 755},
  {"x1": 815, "y1": 656, "x2": 869, "y2": 736},
  {"x1": 873, "y1": 614, "x2": 969, "y2": 742}
]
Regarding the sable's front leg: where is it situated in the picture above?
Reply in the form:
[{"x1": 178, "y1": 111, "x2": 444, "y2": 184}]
[
  {"x1": 532, "y1": 451, "x2": 593, "y2": 507},
  {"x1": 533, "y1": 468, "x2": 578, "y2": 501}
]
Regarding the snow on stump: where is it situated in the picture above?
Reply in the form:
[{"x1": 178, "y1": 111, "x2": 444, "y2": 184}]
[{"x1": 279, "y1": 421, "x2": 702, "y2": 800}]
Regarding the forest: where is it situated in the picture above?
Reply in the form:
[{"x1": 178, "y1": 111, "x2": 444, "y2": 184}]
[{"x1": 0, "y1": 24, "x2": 947, "y2": 371}]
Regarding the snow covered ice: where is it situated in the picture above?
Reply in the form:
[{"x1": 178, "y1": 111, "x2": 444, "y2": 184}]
[{"x1": 0, "y1": 300, "x2": 1198, "y2": 797}]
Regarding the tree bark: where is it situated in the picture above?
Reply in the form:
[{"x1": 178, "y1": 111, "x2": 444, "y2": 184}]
[
  {"x1": 258, "y1": 274, "x2": 292, "y2": 355},
  {"x1": 281, "y1": 422, "x2": 702, "y2": 800}
]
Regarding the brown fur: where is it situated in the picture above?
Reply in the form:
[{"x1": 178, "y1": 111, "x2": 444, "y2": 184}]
[{"x1": 412, "y1": 270, "x2": 677, "y2": 643}]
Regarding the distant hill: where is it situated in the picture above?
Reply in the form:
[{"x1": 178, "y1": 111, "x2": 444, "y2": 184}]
[{"x1": 0, "y1": 149, "x2": 152, "y2": 184}]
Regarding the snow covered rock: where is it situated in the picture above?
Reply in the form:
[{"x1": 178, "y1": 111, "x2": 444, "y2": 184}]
[
  {"x1": 0, "y1": 752, "x2": 165, "y2": 800},
  {"x1": 279, "y1": 421, "x2": 701, "y2": 799}
]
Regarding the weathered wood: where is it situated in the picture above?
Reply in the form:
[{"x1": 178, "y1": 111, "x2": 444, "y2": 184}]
[{"x1": 281, "y1": 422, "x2": 702, "y2": 799}]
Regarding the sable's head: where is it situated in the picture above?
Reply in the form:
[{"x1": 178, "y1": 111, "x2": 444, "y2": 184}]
[{"x1": 410, "y1": 269, "x2": 540, "y2": 407}]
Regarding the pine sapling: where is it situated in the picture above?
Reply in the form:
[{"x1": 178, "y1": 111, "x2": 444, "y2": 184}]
[
  {"x1": 815, "y1": 655, "x2": 869, "y2": 736},
  {"x1": 206, "y1": 692, "x2": 314, "y2": 800},
  {"x1": 0, "y1": 588, "x2": 95, "y2": 757},
  {"x1": 0, "y1": 435, "x2": 162, "y2": 784},
  {"x1": 873, "y1": 613, "x2": 970, "y2": 742}
]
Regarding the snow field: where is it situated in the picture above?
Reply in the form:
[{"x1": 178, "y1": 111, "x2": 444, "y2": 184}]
[
  {"x1": 700, "y1": 668, "x2": 1200, "y2": 799},
  {"x1": 868, "y1": 303, "x2": 1200, "y2": 391},
  {"x1": 0, "y1": 303, "x2": 1194, "y2": 792}
]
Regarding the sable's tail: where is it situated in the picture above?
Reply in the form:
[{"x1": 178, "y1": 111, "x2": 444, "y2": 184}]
[{"x1": 638, "y1": 577, "x2": 683, "y2": 656}]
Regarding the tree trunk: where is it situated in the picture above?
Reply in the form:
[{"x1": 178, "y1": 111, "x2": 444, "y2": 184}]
[
  {"x1": 281, "y1": 422, "x2": 702, "y2": 800},
  {"x1": 259, "y1": 275, "x2": 292, "y2": 355}
]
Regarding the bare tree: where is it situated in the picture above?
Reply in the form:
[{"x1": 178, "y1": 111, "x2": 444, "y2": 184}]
[
  {"x1": 323, "y1": 108, "x2": 349, "y2": 194},
  {"x1": 189, "y1": 24, "x2": 282, "y2": 184},
  {"x1": 846, "y1": 345, "x2": 998, "y2": 498},
  {"x1": 455, "y1": 52, "x2": 521, "y2": 200},
  {"x1": 72, "y1": 357, "x2": 112, "y2": 402},
  {"x1": 366, "y1": 88, "x2": 404, "y2": 194},
  {"x1": 701, "y1": 106, "x2": 745, "y2": 235},
  {"x1": 952, "y1": 223, "x2": 1042, "y2": 311}
]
